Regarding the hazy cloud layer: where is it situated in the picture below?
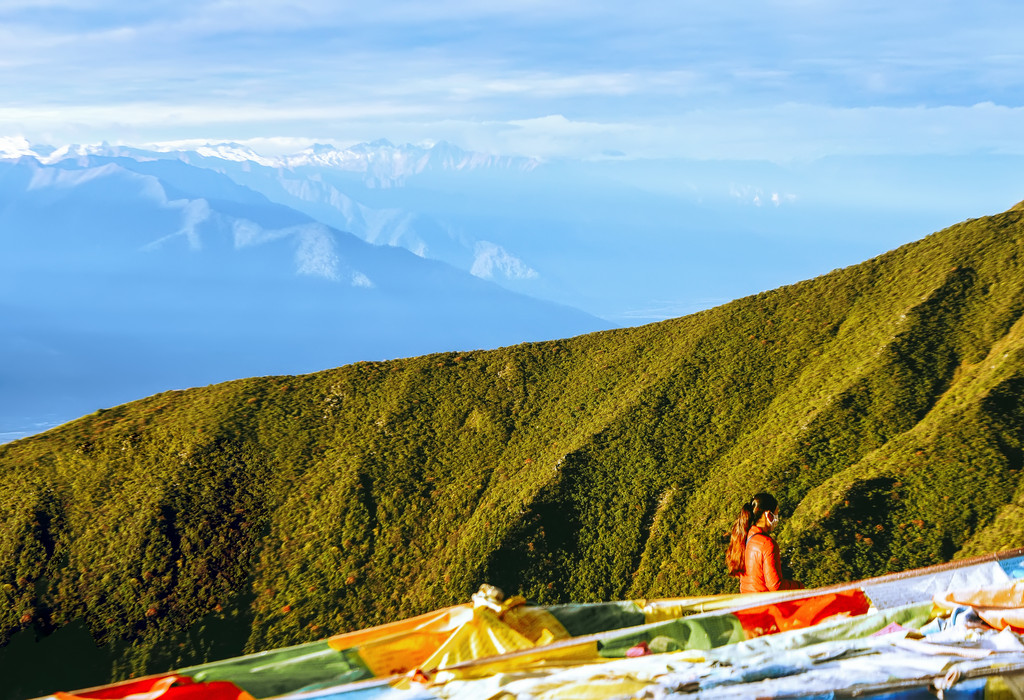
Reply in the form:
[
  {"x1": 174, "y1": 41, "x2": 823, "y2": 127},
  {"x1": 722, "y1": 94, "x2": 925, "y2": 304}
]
[{"x1": 1, "y1": 1, "x2": 1022, "y2": 160}]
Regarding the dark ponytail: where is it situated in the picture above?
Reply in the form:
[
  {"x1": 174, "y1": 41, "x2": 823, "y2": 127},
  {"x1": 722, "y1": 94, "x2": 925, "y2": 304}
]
[{"x1": 725, "y1": 492, "x2": 778, "y2": 576}]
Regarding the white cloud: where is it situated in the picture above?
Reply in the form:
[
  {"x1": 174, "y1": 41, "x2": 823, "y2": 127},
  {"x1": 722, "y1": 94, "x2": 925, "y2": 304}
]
[
  {"x1": 470, "y1": 241, "x2": 537, "y2": 281},
  {"x1": 0, "y1": 102, "x2": 423, "y2": 131},
  {"x1": 414, "y1": 71, "x2": 645, "y2": 101},
  {"x1": 477, "y1": 103, "x2": 1024, "y2": 161},
  {"x1": 0, "y1": 135, "x2": 33, "y2": 157},
  {"x1": 1, "y1": 2, "x2": 1022, "y2": 163},
  {"x1": 7, "y1": 101, "x2": 1024, "y2": 164}
]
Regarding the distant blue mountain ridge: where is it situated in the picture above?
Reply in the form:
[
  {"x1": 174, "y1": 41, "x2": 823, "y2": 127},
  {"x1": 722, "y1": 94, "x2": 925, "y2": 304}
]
[{"x1": 0, "y1": 154, "x2": 611, "y2": 442}]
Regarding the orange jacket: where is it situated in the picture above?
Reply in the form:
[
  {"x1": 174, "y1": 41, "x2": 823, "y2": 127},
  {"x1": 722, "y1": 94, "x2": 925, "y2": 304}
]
[{"x1": 739, "y1": 526, "x2": 800, "y2": 593}]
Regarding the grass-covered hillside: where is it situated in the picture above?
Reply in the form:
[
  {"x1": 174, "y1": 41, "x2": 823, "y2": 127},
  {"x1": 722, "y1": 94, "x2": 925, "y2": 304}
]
[{"x1": 2, "y1": 201, "x2": 1024, "y2": 695}]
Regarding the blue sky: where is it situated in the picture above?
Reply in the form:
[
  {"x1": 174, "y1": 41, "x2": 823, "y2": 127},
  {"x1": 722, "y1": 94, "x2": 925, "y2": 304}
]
[{"x1": 3, "y1": 1, "x2": 1024, "y2": 161}]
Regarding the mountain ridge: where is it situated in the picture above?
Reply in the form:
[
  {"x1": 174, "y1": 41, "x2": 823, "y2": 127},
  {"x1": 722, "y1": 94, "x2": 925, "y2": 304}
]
[
  {"x1": 0, "y1": 153, "x2": 610, "y2": 442},
  {"x1": 1, "y1": 140, "x2": 550, "y2": 294},
  {"x1": 1, "y1": 139, "x2": 542, "y2": 184}
]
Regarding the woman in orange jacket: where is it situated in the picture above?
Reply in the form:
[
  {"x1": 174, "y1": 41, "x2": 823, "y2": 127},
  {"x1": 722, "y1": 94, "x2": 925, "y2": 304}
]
[{"x1": 726, "y1": 492, "x2": 802, "y2": 593}]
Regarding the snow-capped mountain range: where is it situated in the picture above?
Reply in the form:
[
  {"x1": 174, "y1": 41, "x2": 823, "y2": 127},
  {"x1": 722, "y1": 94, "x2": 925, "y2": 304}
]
[
  {"x1": 0, "y1": 145, "x2": 607, "y2": 442},
  {"x1": 1, "y1": 137, "x2": 540, "y2": 185},
  {"x1": 1, "y1": 137, "x2": 547, "y2": 295}
]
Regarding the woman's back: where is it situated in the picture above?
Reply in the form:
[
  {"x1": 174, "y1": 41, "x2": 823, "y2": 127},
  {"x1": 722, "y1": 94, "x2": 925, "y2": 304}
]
[
  {"x1": 740, "y1": 525, "x2": 783, "y2": 593},
  {"x1": 726, "y1": 493, "x2": 802, "y2": 593}
]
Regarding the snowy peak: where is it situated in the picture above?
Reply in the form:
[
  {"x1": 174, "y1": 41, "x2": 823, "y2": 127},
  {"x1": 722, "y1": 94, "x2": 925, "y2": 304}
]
[
  {"x1": 279, "y1": 140, "x2": 540, "y2": 185},
  {"x1": 0, "y1": 137, "x2": 548, "y2": 288},
  {"x1": 1, "y1": 140, "x2": 158, "y2": 164},
  {"x1": 183, "y1": 142, "x2": 276, "y2": 166},
  {"x1": 0, "y1": 136, "x2": 38, "y2": 159},
  {"x1": 3, "y1": 138, "x2": 541, "y2": 187}
]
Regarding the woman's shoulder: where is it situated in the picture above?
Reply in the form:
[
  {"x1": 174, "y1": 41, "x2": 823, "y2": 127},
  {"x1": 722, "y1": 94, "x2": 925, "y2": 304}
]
[{"x1": 746, "y1": 527, "x2": 777, "y2": 551}]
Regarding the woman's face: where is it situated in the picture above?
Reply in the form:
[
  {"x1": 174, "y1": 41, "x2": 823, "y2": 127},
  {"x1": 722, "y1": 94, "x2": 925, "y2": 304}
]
[{"x1": 765, "y1": 509, "x2": 779, "y2": 531}]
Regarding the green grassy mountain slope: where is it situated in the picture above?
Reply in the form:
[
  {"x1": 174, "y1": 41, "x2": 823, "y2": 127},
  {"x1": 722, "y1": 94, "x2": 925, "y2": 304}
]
[{"x1": 2, "y1": 202, "x2": 1024, "y2": 694}]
